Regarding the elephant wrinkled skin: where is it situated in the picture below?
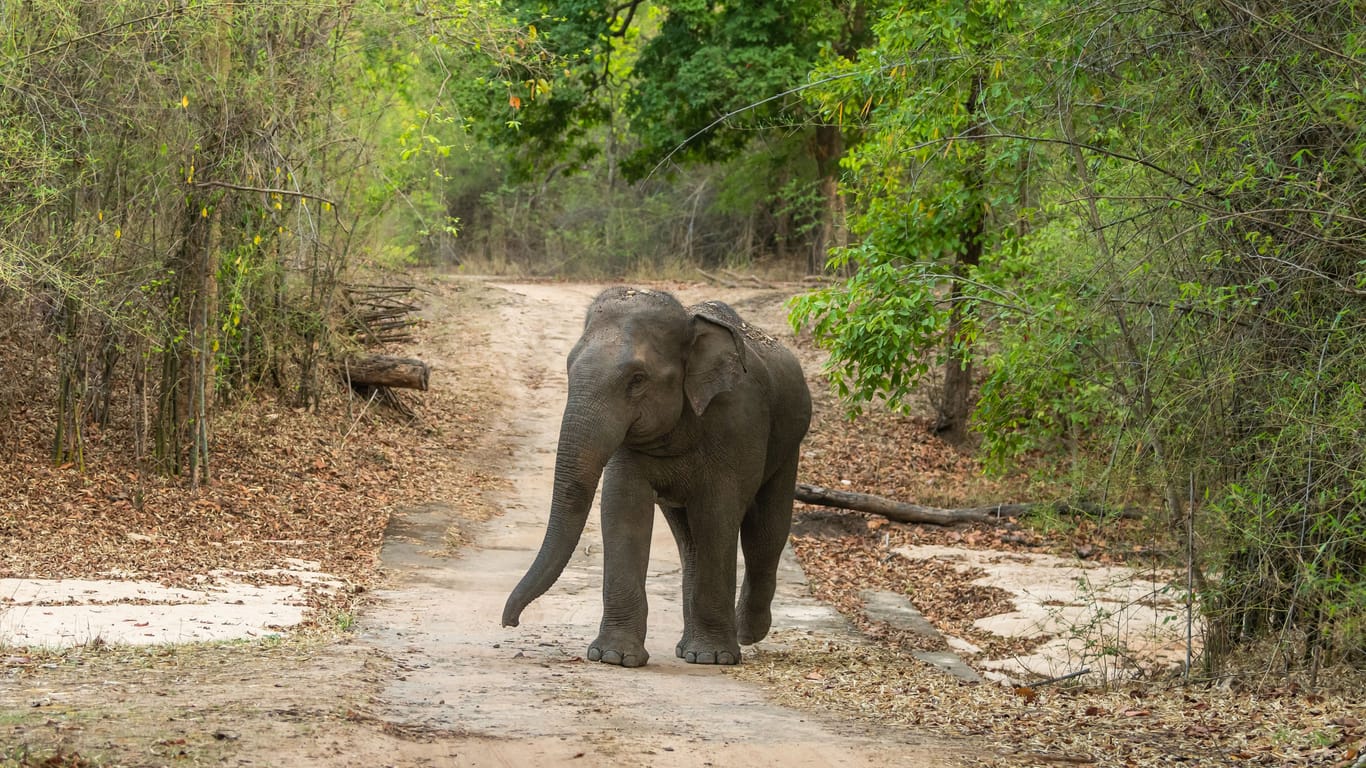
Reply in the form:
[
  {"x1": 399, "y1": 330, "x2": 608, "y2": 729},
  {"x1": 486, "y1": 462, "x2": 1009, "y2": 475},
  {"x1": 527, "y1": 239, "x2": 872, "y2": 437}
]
[{"x1": 502, "y1": 287, "x2": 812, "y2": 667}]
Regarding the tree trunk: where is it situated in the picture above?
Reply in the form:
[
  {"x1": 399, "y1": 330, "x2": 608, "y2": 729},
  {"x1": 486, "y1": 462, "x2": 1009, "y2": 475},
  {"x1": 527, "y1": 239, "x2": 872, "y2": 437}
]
[
  {"x1": 811, "y1": 123, "x2": 847, "y2": 274},
  {"x1": 936, "y1": 71, "x2": 987, "y2": 444}
]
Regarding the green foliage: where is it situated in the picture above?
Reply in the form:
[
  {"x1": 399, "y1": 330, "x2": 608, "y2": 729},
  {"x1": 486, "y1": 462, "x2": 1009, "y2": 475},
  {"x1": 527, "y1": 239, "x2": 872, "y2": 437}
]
[
  {"x1": 792, "y1": 0, "x2": 1036, "y2": 433},
  {"x1": 619, "y1": 0, "x2": 849, "y2": 177},
  {"x1": 790, "y1": 255, "x2": 942, "y2": 415},
  {"x1": 437, "y1": 0, "x2": 879, "y2": 272},
  {"x1": 456, "y1": 152, "x2": 785, "y2": 277},
  {"x1": 793, "y1": 0, "x2": 1366, "y2": 670}
]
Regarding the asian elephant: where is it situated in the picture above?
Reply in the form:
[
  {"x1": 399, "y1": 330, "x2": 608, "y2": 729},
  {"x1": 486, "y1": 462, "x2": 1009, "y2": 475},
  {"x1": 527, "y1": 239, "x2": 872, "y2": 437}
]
[{"x1": 502, "y1": 287, "x2": 811, "y2": 667}]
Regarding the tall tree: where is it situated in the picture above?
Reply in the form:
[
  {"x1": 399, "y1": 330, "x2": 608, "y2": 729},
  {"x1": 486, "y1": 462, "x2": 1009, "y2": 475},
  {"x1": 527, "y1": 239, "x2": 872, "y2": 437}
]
[{"x1": 792, "y1": 0, "x2": 1035, "y2": 442}]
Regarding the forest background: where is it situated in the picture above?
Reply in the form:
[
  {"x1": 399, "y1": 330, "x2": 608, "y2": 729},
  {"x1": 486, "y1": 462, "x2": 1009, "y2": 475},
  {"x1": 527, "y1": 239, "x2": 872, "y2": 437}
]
[{"x1": 1, "y1": 0, "x2": 1362, "y2": 677}]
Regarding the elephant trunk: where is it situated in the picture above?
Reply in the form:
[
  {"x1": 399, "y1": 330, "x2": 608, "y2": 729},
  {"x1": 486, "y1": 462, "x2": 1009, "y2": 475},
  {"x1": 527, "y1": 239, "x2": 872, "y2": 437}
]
[{"x1": 502, "y1": 402, "x2": 624, "y2": 627}]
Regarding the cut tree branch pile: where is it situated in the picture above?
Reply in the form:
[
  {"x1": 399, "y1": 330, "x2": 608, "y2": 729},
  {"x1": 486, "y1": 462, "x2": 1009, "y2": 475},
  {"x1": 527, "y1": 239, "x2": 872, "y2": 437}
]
[
  {"x1": 794, "y1": 483, "x2": 1139, "y2": 527},
  {"x1": 339, "y1": 283, "x2": 430, "y2": 418},
  {"x1": 345, "y1": 284, "x2": 422, "y2": 345}
]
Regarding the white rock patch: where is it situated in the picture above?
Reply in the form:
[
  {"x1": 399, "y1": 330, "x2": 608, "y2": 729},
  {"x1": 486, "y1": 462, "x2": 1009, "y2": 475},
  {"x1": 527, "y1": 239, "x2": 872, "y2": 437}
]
[
  {"x1": 0, "y1": 559, "x2": 344, "y2": 649},
  {"x1": 893, "y1": 545, "x2": 1198, "y2": 683}
]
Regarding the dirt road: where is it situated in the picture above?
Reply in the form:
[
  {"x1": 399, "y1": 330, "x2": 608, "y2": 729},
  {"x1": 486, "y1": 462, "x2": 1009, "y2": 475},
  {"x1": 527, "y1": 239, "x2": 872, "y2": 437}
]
[
  {"x1": 346, "y1": 280, "x2": 966, "y2": 766},
  {"x1": 1, "y1": 278, "x2": 970, "y2": 767}
]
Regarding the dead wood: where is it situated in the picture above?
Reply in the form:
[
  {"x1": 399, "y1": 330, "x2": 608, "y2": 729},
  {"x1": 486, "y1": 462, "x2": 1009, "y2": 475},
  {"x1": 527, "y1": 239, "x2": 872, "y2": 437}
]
[
  {"x1": 342, "y1": 355, "x2": 430, "y2": 391},
  {"x1": 795, "y1": 483, "x2": 1027, "y2": 525},
  {"x1": 794, "y1": 484, "x2": 1141, "y2": 526},
  {"x1": 695, "y1": 268, "x2": 738, "y2": 287},
  {"x1": 345, "y1": 284, "x2": 422, "y2": 345},
  {"x1": 720, "y1": 268, "x2": 772, "y2": 288}
]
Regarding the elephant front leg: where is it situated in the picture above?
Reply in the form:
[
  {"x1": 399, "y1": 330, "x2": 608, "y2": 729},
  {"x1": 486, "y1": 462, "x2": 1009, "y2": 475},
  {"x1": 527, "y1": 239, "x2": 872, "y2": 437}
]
[
  {"x1": 589, "y1": 460, "x2": 655, "y2": 667},
  {"x1": 661, "y1": 505, "x2": 696, "y2": 659}
]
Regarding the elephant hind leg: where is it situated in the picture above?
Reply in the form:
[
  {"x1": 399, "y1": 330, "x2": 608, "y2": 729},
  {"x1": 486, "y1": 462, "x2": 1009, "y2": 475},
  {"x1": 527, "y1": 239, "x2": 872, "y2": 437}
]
[
  {"x1": 737, "y1": 458, "x2": 799, "y2": 645},
  {"x1": 661, "y1": 505, "x2": 695, "y2": 658}
]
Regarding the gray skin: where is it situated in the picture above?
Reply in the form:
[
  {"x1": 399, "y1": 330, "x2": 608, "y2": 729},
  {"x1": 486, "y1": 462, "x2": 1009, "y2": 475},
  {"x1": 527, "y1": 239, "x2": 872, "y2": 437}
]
[{"x1": 501, "y1": 287, "x2": 812, "y2": 667}]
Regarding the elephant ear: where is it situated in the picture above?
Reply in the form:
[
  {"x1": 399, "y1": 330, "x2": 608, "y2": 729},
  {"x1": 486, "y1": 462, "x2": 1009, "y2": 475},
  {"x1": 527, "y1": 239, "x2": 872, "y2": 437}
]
[{"x1": 685, "y1": 302, "x2": 748, "y2": 416}]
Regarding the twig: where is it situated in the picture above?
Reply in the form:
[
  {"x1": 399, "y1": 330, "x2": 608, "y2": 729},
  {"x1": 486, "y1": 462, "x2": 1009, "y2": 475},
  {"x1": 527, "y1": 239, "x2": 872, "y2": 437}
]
[
  {"x1": 1021, "y1": 753, "x2": 1096, "y2": 765},
  {"x1": 1030, "y1": 668, "x2": 1091, "y2": 688},
  {"x1": 12, "y1": 9, "x2": 176, "y2": 62}
]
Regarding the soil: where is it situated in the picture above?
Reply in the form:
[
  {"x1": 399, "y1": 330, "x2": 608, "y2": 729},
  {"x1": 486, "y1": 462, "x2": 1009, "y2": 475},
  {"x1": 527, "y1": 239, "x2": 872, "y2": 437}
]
[{"x1": 0, "y1": 278, "x2": 973, "y2": 767}]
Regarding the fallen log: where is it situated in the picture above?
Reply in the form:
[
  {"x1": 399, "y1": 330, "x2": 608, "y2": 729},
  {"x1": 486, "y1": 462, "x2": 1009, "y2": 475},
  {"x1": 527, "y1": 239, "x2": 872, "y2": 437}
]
[
  {"x1": 342, "y1": 355, "x2": 430, "y2": 391},
  {"x1": 795, "y1": 483, "x2": 1028, "y2": 526},
  {"x1": 794, "y1": 484, "x2": 1142, "y2": 526}
]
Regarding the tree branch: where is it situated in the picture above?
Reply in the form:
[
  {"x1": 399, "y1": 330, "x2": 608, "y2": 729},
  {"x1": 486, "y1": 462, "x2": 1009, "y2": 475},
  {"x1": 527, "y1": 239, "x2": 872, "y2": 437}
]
[
  {"x1": 12, "y1": 10, "x2": 176, "y2": 63},
  {"x1": 191, "y1": 181, "x2": 339, "y2": 211},
  {"x1": 610, "y1": 0, "x2": 647, "y2": 36},
  {"x1": 903, "y1": 132, "x2": 1206, "y2": 193}
]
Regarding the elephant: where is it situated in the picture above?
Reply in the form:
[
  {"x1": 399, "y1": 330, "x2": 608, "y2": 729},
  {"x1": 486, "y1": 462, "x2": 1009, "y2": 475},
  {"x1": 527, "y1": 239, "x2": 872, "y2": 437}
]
[{"x1": 502, "y1": 287, "x2": 812, "y2": 667}]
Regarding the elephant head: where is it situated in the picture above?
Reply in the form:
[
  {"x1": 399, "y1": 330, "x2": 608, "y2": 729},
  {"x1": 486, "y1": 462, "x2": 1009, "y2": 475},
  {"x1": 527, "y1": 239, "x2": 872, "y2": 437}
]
[{"x1": 502, "y1": 288, "x2": 746, "y2": 627}]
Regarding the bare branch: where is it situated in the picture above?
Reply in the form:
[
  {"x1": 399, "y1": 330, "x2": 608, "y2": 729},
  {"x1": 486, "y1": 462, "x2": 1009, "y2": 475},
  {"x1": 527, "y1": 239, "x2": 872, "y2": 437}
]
[{"x1": 191, "y1": 181, "x2": 340, "y2": 212}]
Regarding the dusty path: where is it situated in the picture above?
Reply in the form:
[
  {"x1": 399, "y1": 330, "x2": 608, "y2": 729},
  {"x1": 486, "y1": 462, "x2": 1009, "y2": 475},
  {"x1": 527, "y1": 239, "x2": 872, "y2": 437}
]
[{"x1": 356, "y1": 281, "x2": 967, "y2": 766}]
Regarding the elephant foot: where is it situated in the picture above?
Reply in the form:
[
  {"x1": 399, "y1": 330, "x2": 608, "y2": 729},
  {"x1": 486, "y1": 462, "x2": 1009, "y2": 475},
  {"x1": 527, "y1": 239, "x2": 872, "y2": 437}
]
[
  {"x1": 588, "y1": 631, "x2": 649, "y2": 668},
  {"x1": 678, "y1": 637, "x2": 741, "y2": 665},
  {"x1": 737, "y1": 604, "x2": 772, "y2": 645}
]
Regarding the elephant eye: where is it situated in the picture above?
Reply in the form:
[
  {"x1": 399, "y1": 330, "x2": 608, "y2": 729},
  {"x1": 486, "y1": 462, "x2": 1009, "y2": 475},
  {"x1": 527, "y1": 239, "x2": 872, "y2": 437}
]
[{"x1": 627, "y1": 371, "x2": 648, "y2": 392}]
